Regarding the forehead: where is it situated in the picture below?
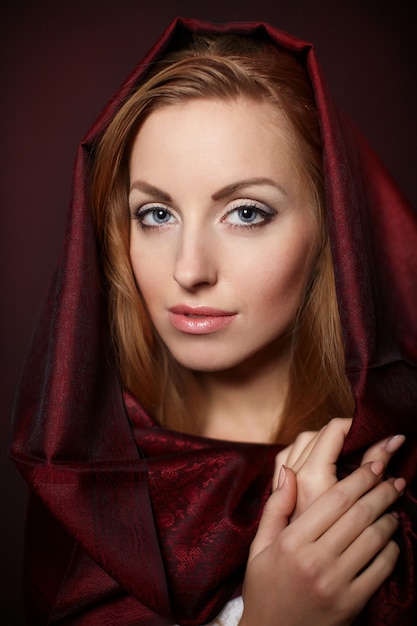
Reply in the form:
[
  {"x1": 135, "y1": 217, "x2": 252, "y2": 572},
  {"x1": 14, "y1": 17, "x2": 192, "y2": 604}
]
[
  {"x1": 135, "y1": 95, "x2": 292, "y2": 138},
  {"x1": 129, "y1": 98, "x2": 301, "y2": 181}
]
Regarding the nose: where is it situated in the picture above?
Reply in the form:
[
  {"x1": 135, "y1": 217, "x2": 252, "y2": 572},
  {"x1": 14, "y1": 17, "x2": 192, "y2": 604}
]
[{"x1": 173, "y1": 227, "x2": 218, "y2": 291}]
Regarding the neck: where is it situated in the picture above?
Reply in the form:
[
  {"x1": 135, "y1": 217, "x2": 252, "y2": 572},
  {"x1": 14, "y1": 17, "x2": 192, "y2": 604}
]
[{"x1": 194, "y1": 339, "x2": 291, "y2": 444}]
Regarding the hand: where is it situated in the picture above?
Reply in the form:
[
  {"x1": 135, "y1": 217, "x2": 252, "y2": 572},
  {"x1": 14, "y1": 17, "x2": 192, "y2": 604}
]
[
  {"x1": 241, "y1": 461, "x2": 405, "y2": 626},
  {"x1": 272, "y1": 418, "x2": 405, "y2": 520}
]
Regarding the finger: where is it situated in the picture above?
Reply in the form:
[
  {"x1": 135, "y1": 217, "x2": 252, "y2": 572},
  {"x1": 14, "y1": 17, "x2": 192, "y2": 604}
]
[
  {"x1": 295, "y1": 418, "x2": 352, "y2": 473},
  {"x1": 273, "y1": 447, "x2": 292, "y2": 486},
  {"x1": 285, "y1": 430, "x2": 320, "y2": 468},
  {"x1": 338, "y1": 511, "x2": 400, "y2": 581},
  {"x1": 273, "y1": 431, "x2": 320, "y2": 487},
  {"x1": 350, "y1": 539, "x2": 400, "y2": 604},
  {"x1": 320, "y1": 475, "x2": 406, "y2": 555},
  {"x1": 273, "y1": 433, "x2": 318, "y2": 490},
  {"x1": 273, "y1": 419, "x2": 353, "y2": 489},
  {"x1": 301, "y1": 515, "x2": 401, "y2": 619},
  {"x1": 249, "y1": 466, "x2": 297, "y2": 561},
  {"x1": 287, "y1": 421, "x2": 351, "y2": 473},
  {"x1": 360, "y1": 434, "x2": 406, "y2": 468},
  {"x1": 273, "y1": 431, "x2": 321, "y2": 490},
  {"x1": 288, "y1": 419, "x2": 353, "y2": 504},
  {"x1": 289, "y1": 461, "x2": 392, "y2": 544}
]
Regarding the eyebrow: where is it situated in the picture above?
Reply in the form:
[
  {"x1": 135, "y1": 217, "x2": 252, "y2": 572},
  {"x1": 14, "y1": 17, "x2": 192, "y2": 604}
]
[
  {"x1": 129, "y1": 181, "x2": 172, "y2": 203},
  {"x1": 212, "y1": 177, "x2": 287, "y2": 200},
  {"x1": 129, "y1": 176, "x2": 286, "y2": 203}
]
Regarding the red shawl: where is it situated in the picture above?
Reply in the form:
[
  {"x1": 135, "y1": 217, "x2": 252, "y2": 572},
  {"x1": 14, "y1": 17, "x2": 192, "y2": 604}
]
[{"x1": 10, "y1": 17, "x2": 417, "y2": 625}]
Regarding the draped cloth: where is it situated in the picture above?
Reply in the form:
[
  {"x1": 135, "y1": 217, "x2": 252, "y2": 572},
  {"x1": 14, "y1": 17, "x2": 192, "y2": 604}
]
[{"x1": 10, "y1": 17, "x2": 417, "y2": 625}]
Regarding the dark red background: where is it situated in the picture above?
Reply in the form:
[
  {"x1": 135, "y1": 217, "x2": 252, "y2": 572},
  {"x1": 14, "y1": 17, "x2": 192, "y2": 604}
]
[{"x1": 1, "y1": 1, "x2": 416, "y2": 622}]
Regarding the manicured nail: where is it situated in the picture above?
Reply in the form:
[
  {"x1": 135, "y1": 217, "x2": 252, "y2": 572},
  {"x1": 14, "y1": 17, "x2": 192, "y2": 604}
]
[
  {"x1": 393, "y1": 477, "x2": 406, "y2": 494},
  {"x1": 278, "y1": 465, "x2": 287, "y2": 489},
  {"x1": 385, "y1": 434, "x2": 406, "y2": 453},
  {"x1": 370, "y1": 460, "x2": 385, "y2": 475}
]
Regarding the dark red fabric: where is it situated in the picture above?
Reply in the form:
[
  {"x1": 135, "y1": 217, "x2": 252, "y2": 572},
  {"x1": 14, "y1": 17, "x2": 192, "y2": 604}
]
[{"x1": 10, "y1": 17, "x2": 417, "y2": 625}]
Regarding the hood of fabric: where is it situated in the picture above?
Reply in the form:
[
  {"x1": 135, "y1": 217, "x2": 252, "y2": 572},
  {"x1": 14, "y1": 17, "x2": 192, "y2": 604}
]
[{"x1": 10, "y1": 17, "x2": 417, "y2": 625}]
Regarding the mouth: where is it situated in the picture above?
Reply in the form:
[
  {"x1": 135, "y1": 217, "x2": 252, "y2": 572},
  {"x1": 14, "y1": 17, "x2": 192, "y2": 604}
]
[
  {"x1": 168, "y1": 305, "x2": 237, "y2": 334},
  {"x1": 169, "y1": 305, "x2": 235, "y2": 317}
]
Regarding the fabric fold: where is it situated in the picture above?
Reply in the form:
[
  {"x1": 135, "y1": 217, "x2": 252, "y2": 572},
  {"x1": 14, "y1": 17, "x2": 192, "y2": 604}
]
[{"x1": 10, "y1": 16, "x2": 417, "y2": 625}]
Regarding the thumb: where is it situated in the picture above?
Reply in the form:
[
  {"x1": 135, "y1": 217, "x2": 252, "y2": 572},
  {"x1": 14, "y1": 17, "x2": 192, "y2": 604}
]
[{"x1": 249, "y1": 466, "x2": 296, "y2": 561}]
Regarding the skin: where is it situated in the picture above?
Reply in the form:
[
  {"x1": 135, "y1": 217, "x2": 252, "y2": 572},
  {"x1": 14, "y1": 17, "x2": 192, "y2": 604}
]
[
  {"x1": 127, "y1": 97, "x2": 405, "y2": 624},
  {"x1": 129, "y1": 97, "x2": 318, "y2": 441},
  {"x1": 241, "y1": 424, "x2": 405, "y2": 626}
]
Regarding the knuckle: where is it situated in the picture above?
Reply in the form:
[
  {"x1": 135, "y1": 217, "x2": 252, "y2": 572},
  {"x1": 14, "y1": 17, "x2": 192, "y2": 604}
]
[
  {"x1": 297, "y1": 431, "x2": 316, "y2": 446},
  {"x1": 311, "y1": 576, "x2": 333, "y2": 605},
  {"x1": 308, "y1": 569, "x2": 341, "y2": 610},
  {"x1": 274, "y1": 448, "x2": 288, "y2": 467},
  {"x1": 372, "y1": 477, "x2": 403, "y2": 509},
  {"x1": 277, "y1": 531, "x2": 298, "y2": 557},
  {"x1": 329, "y1": 483, "x2": 351, "y2": 510},
  {"x1": 351, "y1": 499, "x2": 372, "y2": 525},
  {"x1": 371, "y1": 523, "x2": 389, "y2": 547},
  {"x1": 296, "y1": 473, "x2": 327, "y2": 505},
  {"x1": 362, "y1": 522, "x2": 388, "y2": 552},
  {"x1": 278, "y1": 541, "x2": 354, "y2": 615},
  {"x1": 300, "y1": 549, "x2": 323, "y2": 580},
  {"x1": 296, "y1": 463, "x2": 318, "y2": 486},
  {"x1": 359, "y1": 462, "x2": 382, "y2": 486},
  {"x1": 327, "y1": 417, "x2": 346, "y2": 430}
]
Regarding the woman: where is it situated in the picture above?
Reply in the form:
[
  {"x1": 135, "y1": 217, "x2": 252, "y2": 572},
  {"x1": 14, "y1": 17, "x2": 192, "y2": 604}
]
[{"x1": 10, "y1": 17, "x2": 417, "y2": 625}]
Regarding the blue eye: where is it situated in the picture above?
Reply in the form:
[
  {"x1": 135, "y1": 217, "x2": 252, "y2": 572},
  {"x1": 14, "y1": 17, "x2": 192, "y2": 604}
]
[
  {"x1": 134, "y1": 204, "x2": 176, "y2": 228},
  {"x1": 224, "y1": 201, "x2": 275, "y2": 228},
  {"x1": 236, "y1": 207, "x2": 260, "y2": 223},
  {"x1": 150, "y1": 209, "x2": 171, "y2": 224}
]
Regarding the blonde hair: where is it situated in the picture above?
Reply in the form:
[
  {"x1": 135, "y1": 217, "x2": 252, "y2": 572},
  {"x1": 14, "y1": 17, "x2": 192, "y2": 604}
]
[{"x1": 91, "y1": 33, "x2": 355, "y2": 442}]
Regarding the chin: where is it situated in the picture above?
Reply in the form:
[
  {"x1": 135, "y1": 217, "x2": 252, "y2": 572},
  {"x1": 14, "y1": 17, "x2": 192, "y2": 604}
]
[
  {"x1": 175, "y1": 357, "x2": 237, "y2": 373},
  {"x1": 167, "y1": 347, "x2": 242, "y2": 373}
]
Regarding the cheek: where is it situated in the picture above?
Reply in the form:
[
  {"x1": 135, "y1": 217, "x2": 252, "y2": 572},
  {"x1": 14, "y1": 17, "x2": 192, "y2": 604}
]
[
  {"x1": 256, "y1": 241, "x2": 316, "y2": 311},
  {"x1": 129, "y1": 249, "x2": 159, "y2": 304}
]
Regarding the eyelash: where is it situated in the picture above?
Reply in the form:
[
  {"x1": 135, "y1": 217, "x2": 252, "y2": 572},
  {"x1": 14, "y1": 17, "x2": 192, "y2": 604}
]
[
  {"x1": 222, "y1": 200, "x2": 276, "y2": 229},
  {"x1": 132, "y1": 204, "x2": 175, "y2": 230},
  {"x1": 132, "y1": 200, "x2": 276, "y2": 231}
]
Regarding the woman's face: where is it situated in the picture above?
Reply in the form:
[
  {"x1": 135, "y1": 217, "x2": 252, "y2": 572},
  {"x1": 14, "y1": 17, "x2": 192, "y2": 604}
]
[{"x1": 128, "y1": 98, "x2": 318, "y2": 373}]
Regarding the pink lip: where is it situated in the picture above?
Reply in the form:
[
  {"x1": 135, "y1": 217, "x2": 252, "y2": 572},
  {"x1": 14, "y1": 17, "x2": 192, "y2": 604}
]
[{"x1": 168, "y1": 305, "x2": 237, "y2": 334}]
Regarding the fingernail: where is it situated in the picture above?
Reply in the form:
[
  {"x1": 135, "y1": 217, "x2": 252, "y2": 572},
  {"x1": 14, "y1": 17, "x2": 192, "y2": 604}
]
[
  {"x1": 385, "y1": 434, "x2": 406, "y2": 453},
  {"x1": 391, "y1": 510, "x2": 400, "y2": 519},
  {"x1": 393, "y1": 477, "x2": 406, "y2": 494},
  {"x1": 278, "y1": 465, "x2": 287, "y2": 489},
  {"x1": 370, "y1": 460, "x2": 385, "y2": 475}
]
